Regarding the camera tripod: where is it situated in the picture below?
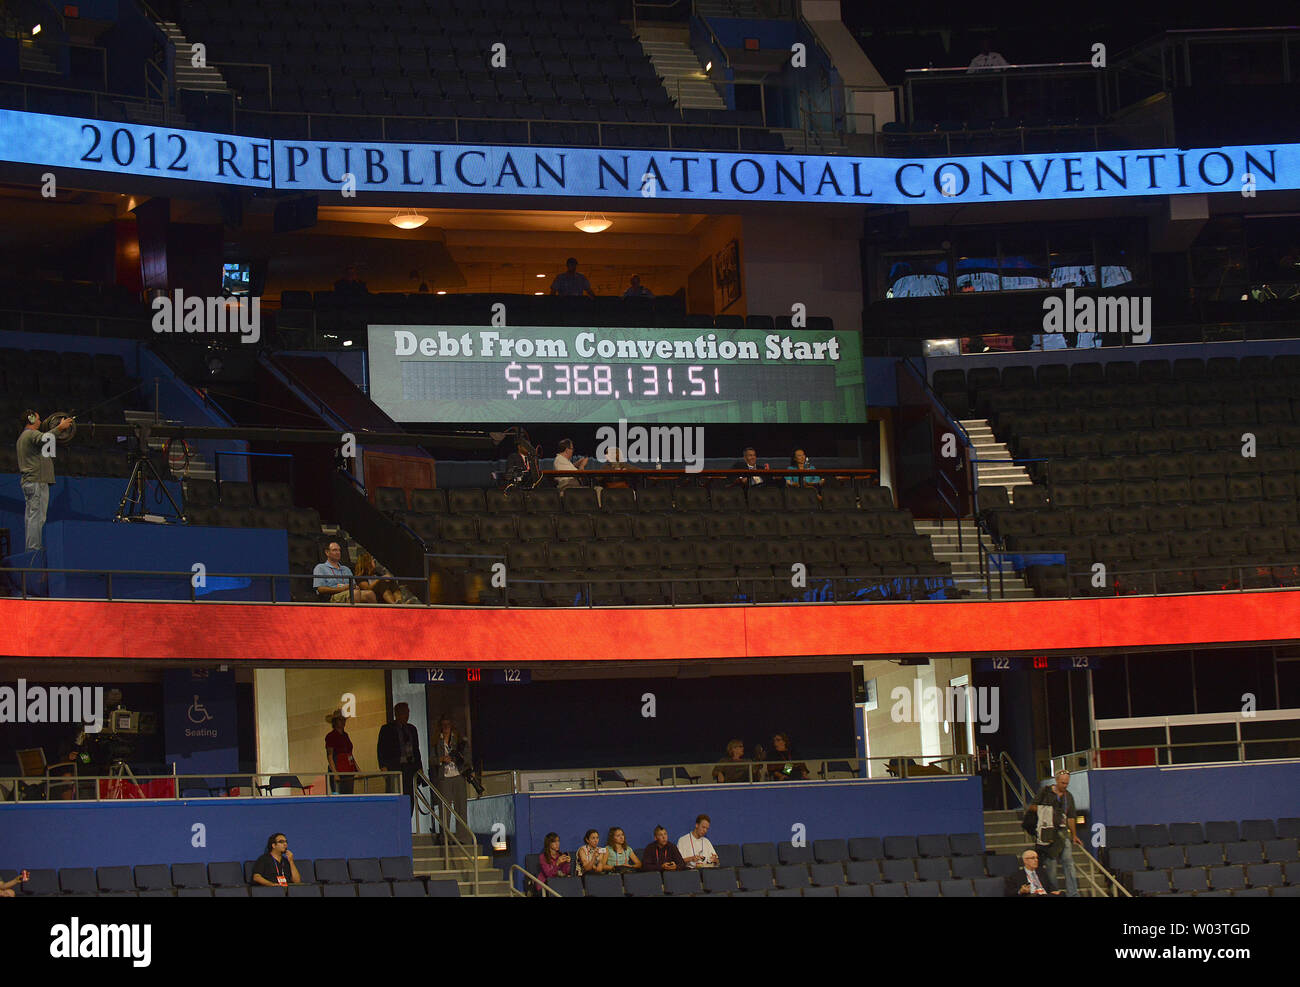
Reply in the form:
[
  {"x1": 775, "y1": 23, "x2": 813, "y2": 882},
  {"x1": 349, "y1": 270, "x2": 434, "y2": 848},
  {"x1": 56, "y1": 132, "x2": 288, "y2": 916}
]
[
  {"x1": 105, "y1": 759, "x2": 139, "y2": 799},
  {"x1": 115, "y1": 451, "x2": 187, "y2": 523}
]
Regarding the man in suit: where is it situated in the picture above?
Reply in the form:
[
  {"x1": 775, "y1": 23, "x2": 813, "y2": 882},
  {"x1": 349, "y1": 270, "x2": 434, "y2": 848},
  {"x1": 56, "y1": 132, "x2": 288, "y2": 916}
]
[
  {"x1": 731, "y1": 446, "x2": 770, "y2": 487},
  {"x1": 1004, "y1": 848, "x2": 1062, "y2": 896},
  {"x1": 377, "y1": 702, "x2": 423, "y2": 824}
]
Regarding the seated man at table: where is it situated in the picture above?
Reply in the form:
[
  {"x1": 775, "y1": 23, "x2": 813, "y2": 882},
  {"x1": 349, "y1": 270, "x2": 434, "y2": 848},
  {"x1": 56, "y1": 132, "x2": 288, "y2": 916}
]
[
  {"x1": 1004, "y1": 849, "x2": 1062, "y2": 896},
  {"x1": 313, "y1": 541, "x2": 376, "y2": 603}
]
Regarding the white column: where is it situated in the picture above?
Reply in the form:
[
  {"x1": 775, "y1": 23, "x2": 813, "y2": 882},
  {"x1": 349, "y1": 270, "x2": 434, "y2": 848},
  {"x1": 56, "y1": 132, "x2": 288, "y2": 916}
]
[{"x1": 255, "y1": 668, "x2": 289, "y2": 776}]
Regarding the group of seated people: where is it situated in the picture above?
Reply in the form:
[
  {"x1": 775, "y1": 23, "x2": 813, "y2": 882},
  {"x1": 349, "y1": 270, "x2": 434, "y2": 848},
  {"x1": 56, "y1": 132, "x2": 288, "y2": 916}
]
[
  {"x1": 311, "y1": 541, "x2": 405, "y2": 604},
  {"x1": 548, "y1": 444, "x2": 825, "y2": 490},
  {"x1": 535, "y1": 815, "x2": 722, "y2": 889},
  {"x1": 713, "y1": 733, "x2": 811, "y2": 783}
]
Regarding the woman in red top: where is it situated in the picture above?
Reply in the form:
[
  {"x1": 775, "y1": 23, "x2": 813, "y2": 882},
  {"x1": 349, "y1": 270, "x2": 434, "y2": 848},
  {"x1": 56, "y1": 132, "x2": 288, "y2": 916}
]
[{"x1": 325, "y1": 713, "x2": 359, "y2": 795}]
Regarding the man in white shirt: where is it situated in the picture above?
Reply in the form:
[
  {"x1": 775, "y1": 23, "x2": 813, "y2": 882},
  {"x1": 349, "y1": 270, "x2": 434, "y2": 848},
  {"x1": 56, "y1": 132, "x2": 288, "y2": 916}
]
[
  {"x1": 677, "y1": 814, "x2": 720, "y2": 868},
  {"x1": 552, "y1": 438, "x2": 588, "y2": 493}
]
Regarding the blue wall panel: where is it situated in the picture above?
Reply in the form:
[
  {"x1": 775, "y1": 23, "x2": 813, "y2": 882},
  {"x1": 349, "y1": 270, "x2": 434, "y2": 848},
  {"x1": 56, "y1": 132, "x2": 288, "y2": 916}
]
[
  {"x1": 517, "y1": 776, "x2": 982, "y2": 862},
  {"x1": 0, "y1": 796, "x2": 411, "y2": 870},
  {"x1": 1089, "y1": 762, "x2": 1300, "y2": 827}
]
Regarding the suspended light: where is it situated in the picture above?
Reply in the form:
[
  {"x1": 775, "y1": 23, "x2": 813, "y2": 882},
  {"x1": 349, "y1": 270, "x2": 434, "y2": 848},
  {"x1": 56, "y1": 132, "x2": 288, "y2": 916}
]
[
  {"x1": 574, "y1": 213, "x2": 612, "y2": 234},
  {"x1": 389, "y1": 209, "x2": 427, "y2": 230}
]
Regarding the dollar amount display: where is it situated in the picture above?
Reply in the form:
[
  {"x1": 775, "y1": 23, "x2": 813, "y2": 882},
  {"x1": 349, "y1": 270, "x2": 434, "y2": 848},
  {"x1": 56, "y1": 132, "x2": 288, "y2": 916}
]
[{"x1": 504, "y1": 362, "x2": 721, "y2": 400}]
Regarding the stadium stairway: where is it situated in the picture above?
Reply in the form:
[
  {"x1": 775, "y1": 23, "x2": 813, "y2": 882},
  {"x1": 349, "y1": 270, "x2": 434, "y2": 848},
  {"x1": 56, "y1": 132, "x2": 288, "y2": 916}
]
[
  {"x1": 635, "y1": 25, "x2": 727, "y2": 110},
  {"x1": 914, "y1": 518, "x2": 1035, "y2": 599},
  {"x1": 984, "y1": 808, "x2": 1113, "y2": 897},
  {"x1": 412, "y1": 835, "x2": 512, "y2": 897},
  {"x1": 158, "y1": 20, "x2": 232, "y2": 94},
  {"x1": 961, "y1": 419, "x2": 1034, "y2": 492}
]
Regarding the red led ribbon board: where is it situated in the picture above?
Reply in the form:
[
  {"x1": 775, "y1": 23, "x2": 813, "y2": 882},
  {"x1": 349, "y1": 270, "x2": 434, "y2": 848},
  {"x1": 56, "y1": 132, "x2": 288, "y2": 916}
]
[{"x1": 3, "y1": 593, "x2": 1299, "y2": 662}]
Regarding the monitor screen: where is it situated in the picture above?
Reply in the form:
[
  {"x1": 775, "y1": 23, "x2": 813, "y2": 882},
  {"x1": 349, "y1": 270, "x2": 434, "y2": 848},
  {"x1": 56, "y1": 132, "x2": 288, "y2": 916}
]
[{"x1": 222, "y1": 262, "x2": 251, "y2": 295}]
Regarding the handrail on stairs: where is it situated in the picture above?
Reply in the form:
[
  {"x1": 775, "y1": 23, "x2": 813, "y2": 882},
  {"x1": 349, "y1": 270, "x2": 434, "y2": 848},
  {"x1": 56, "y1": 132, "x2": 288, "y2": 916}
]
[
  {"x1": 509, "y1": 864, "x2": 563, "y2": 897},
  {"x1": 996, "y1": 751, "x2": 1132, "y2": 897},
  {"x1": 414, "y1": 768, "x2": 480, "y2": 897}
]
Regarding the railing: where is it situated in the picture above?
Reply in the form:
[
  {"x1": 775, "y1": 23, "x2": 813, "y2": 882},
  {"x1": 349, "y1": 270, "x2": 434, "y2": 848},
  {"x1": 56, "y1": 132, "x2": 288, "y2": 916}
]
[
  {"x1": 996, "y1": 750, "x2": 1037, "y2": 811},
  {"x1": 0, "y1": 768, "x2": 400, "y2": 802},
  {"x1": 414, "y1": 768, "x2": 480, "y2": 895},
  {"x1": 479, "y1": 754, "x2": 976, "y2": 794},
  {"x1": 509, "y1": 863, "x2": 561, "y2": 897},
  {"x1": 1093, "y1": 711, "x2": 1300, "y2": 768}
]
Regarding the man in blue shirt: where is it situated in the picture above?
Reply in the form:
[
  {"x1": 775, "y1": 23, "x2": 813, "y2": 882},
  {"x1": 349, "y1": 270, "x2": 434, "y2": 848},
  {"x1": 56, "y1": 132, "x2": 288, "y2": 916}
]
[
  {"x1": 550, "y1": 257, "x2": 595, "y2": 297},
  {"x1": 312, "y1": 541, "x2": 376, "y2": 603}
]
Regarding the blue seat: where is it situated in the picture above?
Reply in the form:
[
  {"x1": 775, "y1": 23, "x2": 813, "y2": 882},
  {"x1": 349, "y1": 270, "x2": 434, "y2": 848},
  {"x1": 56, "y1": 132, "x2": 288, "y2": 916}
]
[
  {"x1": 810, "y1": 863, "x2": 845, "y2": 886},
  {"x1": 872, "y1": 882, "x2": 905, "y2": 897},
  {"x1": 59, "y1": 868, "x2": 96, "y2": 894},
  {"x1": 1225, "y1": 841, "x2": 1263, "y2": 865},
  {"x1": 545, "y1": 876, "x2": 582, "y2": 897},
  {"x1": 1107, "y1": 825, "x2": 1138, "y2": 849},
  {"x1": 171, "y1": 863, "x2": 208, "y2": 889},
  {"x1": 1209, "y1": 865, "x2": 1246, "y2": 890},
  {"x1": 314, "y1": 858, "x2": 351, "y2": 884},
  {"x1": 703, "y1": 868, "x2": 740, "y2": 893},
  {"x1": 845, "y1": 860, "x2": 880, "y2": 884},
  {"x1": 767, "y1": 888, "x2": 800, "y2": 897},
  {"x1": 813, "y1": 839, "x2": 849, "y2": 863},
  {"x1": 623, "y1": 872, "x2": 664, "y2": 896},
  {"x1": 951, "y1": 857, "x2": 986, "y2": 879},
  {"x1": 777, "y1": 842, "x2": 813, "y2": 865},
  {"x1": 715, "y1": 844, "x2": 743, "y2": 869},
  {"x1": 134, "y1": 864, "x2": 173, "y2": 892},
  {"x1": 292, "y1": 859, "x2": 316, "y2": 885},
  {"x1": 288, "y1": 884, "x2": 324, "y2": 897},
  {"x1": 1234, "y1": 887, "x2": 1269, "y2": 896},
  {"x1": 348, "y1": 858, "x2": 383, "y2": 882},
  {"x1": 884, "y1": 836, "x2": 919, "y2": 859},
  {"x1": 838, "y1": 884, "x2": 871, "y2": 897},
  {"x1": 987, "y1": 855, "x2": 1020, "y2": 877},
  {"x1": 917, "y1": 834, "x2": 951, "y2": 858},
  {"x1": 915, "y1": 858, "x2": 950, "y2": 882},
  {"x1": 733, "y1": 889, "x2": 768, "y2": 897},
  {"x1": 358, "y1": 882, "x2": 392, "y2": 897},
  {"x1": 803, "y1": 885, "x2": 836, "y2": 897},
  {"x1": 1264, "y1": 838, "x2": 1299, "y2": 862},
  {"x1": 427, "y1": 879, "x2": 461, "y2": 898},
  {"x1": 974, "y1": 877, "x2": 1005, "y2": 897},
  {"x1": 1186, "y1": 844, "x2": 1223, "y2": 868},
  {"x1": 137, "y1": 890, "x2": 171, "y2": 898},
  {"x1": 662, "y1": 870, "x2": 702, "y2": 895},
  {"x1": 940, "y1": 879, "x2": 975, "y2": 897},
  {"x1": 96, "y1": 866, "x2": 134, "y2": 892},
  {"x1": 584, "y1": 875, "x2": 624, "y2": 898},
  {"x1": 1206, "y1": 821, "x2": 1240, "y2": 843},
  {"x1": 208, "y1": 861, "x2": 246, "y2": 888},
  {"x1": 1144, "y1": 846, "x2": 1183, "y2": 870},
  {"x1": 773, "y1": 865, "x2": 809, "y2": 890},
  {"x1": 380, "y1": 857, "x2": 414, "y2": 881},
  {"x1": 848, "y1": 837, "x2": 883, "y2": 860},
  {"x1": 176, "y1": 887, "x2": 213, "y2": 898},
  {"x1": 1278, "y1": 818, "x2": 1300, "y2": 839},
  {"x1": 1169, "y1": 822, "x2": 1205, "y2": 845},
  {"x1": 1241, "y1": 819, "x2": 1276, "y2": 842},
  {"x1": 251, "y1": 885, "x2": 286, "y2": 897},
  {"x1": 390, "y1": 880, "x2": 425, "y2": 898},
  {"x1": 742, "y1": 843, "x2": 778, "y2": 867},
  {"x1": 656, "y1": 766, "x2": 699, "y2": 785},
  {"x1": 1136, "y1": 823, "x2": 1170, "y2": 846},
  {"x1": 1246, "y1": 863, "x2": 1283, "y2": 888},
  {"x1": 905, "y1": 881, "x2": 940, "y2": 897},
  {"x1": 1272, "y1": 885, "x2": 1300, "y2": 896},
  {"x1": 1107, "y1": 848, "x2": 1146, "y2": 874},
  {"x1": 322, "y1": 884, "x2": 356, "y2": 897},
  {"x1": 1171, "y1": 868, "x2": 1207, "y2": 893},
  {"x1": 214, "y1": 887, "x2": 251, "y2": 897},
  {"x1": 1132, "y1": 870, "x2": 1171, "y2": 895},
  {"x1": 949, "y1": 833, "x2": 983, "y2": 856},
  {"x1": 880, "y1": 859, "x2": 915, "y2": 883}
]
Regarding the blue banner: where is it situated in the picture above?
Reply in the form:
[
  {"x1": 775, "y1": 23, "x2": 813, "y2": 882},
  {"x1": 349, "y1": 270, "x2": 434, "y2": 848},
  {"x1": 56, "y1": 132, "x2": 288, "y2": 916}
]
[
  {"x1": 0, "y1": 109, "x2": 1291, "y2": 205},
  {"x1": 163, "y1": 668, "x2": 238, "y2": 775}
]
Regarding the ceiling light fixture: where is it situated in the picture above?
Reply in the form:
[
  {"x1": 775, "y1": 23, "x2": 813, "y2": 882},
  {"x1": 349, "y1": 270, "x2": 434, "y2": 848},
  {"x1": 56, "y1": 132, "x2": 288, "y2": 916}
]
[
  {"x1": 574, "y1": 213, "x2": 612, "y2": 234},
  {"x1": 388, "y1": 209, "x2": 427, "y2": 230}
]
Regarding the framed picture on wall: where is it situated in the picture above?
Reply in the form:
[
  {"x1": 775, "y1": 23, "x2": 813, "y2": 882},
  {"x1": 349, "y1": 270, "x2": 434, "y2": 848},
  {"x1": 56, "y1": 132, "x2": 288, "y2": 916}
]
[{"x1": 714, "y1": 238, "x2": 742, "y2": 313}]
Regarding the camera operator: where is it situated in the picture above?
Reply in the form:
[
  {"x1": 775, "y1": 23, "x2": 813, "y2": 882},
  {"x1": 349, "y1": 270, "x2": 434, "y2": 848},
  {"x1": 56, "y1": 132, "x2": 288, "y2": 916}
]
[{"x1": 16, "y1": 410, "x2": 72, "y2": 556}]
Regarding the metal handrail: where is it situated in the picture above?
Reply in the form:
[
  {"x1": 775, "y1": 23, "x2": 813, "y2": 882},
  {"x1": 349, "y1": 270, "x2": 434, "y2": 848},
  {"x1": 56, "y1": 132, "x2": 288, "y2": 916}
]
[
  {"x1": 0, "y1": 769, "x2": 400, "y2": 802},
  {"x1": 509, "y1": 863, "x2": 562, "y2": 897},
  {"x1": 413, "y1": 768, "x2": 480, "y2": 896},
  {"x1": 209, "y1": 60, "x2": 273, "y2": 106},
  {"x1": 996, "y1": 750, "x2": 1037, "y2": 811}
]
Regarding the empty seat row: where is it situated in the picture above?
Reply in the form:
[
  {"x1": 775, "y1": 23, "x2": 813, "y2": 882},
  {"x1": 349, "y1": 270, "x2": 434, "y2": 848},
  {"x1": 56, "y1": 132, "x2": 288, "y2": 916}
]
[
  {"x1": 383, "y1": 483, "x2": 893, "y2": 517},
  {"x1": 934, "y1": 355, "x2": 1300, "y2": 395},
  {"x1": 1107, "y1": 839, "x2": 1300, "y2": 876},
  {"x1": 544, "y1": 871, "x2": 1008, "y2": 897},
  {"x1": 1104, "y1": 819, "x2": 1300, "y2": 848},
  {"x1": 1128, "y1": 863, "x2": 1300, "y2": 895}
]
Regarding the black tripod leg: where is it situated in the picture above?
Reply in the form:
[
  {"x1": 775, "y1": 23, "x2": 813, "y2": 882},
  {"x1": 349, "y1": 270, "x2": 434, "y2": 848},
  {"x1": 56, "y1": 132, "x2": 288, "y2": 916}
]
[
  {"x1": 140, "y1": 457, "x2": 188, "y2": 521},
  {"x1": 114, "y1": 460, "x2": 147, "y2": 521}
]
